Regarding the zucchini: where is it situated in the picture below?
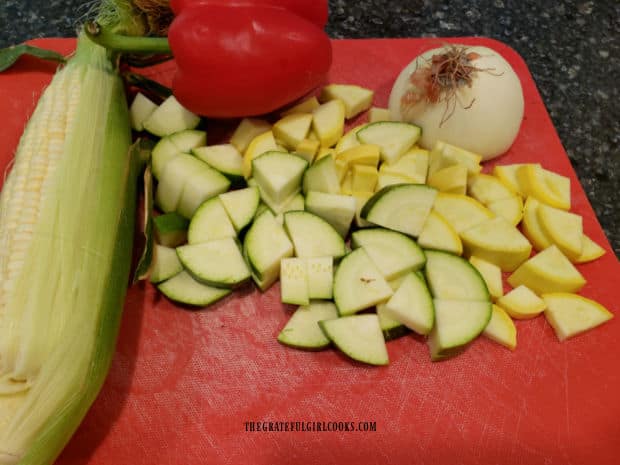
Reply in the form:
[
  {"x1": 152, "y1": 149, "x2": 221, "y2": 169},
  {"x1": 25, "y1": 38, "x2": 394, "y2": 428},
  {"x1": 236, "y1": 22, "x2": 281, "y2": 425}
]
[
  {"x1": 153, "y1": 212, "x2": 189, "y2": 248},
  {"x1": 304, "y1": 191, "x2": 357, "y2": 238},
  {"x1": 427, "y1": 299, "x2": 492, "y2": 361},
  {"x1": 252, "y1": 150, "x2": 308, "y2": 206},
  {"x1": 376, "y1": 304, "x2": 410, "y2": 340},
  {"x1": 302, "y1": 154, "x2": 340, "y2": 194},
  {"x1": 177, "y1": 238, "x2": 251, "y2": 288},
  {"x1": 280, "y1": 258, "x2": 310, "y2": 305},
  {"x1": 351, "y1": 228, "x2": 426, "y2": 280},
  {"x1": 307, "y1": 257, "x2": 334, "y2": 299},
  {"x1": 193, "y1": 143, "x2": 245, "y2": 187},
  {"x1": 333, "y1": 248, "x2": 393, "y2": 315},
  {"x1": 158, "y1": 271, "x2": 231, "y2": 307},
  {"x1": 218, "y1": 187, "x2": 261, "y2": 234},
  {"x1": 243, "y1": 210, "x2": 294, "y2": 290},
  {"x1": 149, "y1": 244, "x2": 183, "y2": 284},
  {"x1": 143, "y1": 95, "x2": 201, "y2": 137},
  {"x1": 382, "y1": 272, "x2": 434, "y2": 335},
  {"x1": 361, "y1": 183, "x2": 437, "y2": 237},
  {"x1": 319, "y1": 314, "x2": 389, "y2": 366},
  {"x1": 151, "y1": 137, "x2": 179, "y2": 180},
  {"x1": 424, "y1": 250, "x2": 490, "y2": 301},
  {"x1": 187, "y1": 197, "x2": 237, "y2": 244},
  {"x1": 277, "y1": 301, "x2": 339, "y2": 350},
  {"x1": 283, "y1": 211, "x2": 346, "y2": 259}
]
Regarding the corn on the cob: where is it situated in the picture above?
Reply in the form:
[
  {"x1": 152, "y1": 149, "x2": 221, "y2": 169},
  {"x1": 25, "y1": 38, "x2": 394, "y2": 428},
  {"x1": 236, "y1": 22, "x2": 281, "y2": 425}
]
[{"x1": 0, "y1": 32, "x2": 138, "y2": 465}]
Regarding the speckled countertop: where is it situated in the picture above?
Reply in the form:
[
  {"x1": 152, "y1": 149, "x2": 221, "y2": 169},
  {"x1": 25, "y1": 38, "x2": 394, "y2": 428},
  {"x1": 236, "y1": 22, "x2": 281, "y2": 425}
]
[{"x1": 1, "y1": 0, "x2": 618, "y2": 256}]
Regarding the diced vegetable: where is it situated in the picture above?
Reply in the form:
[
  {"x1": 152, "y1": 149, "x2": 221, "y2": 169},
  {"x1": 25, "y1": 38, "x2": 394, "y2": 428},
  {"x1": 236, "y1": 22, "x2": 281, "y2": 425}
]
[
  {"x1": 187, "y1": 197, "x2": 237, "y2": 244},
  {"x1": 431, "y1": 192, "x2": 493, "y2": 234},
  {"x1": 243, "y1": 210, "x2": 294, "y2": 291},
  {"x1": 361, "y1": 183, "x2": 437, "y2": 237},
  {"x1": 428, "y1": 141, "x2": 482, "y2": 176},
  {"x1": 508, "y1": 245, "x2": 586, "y2": 294},
  {"x1": 497, "y1": 285, "x2": 546, "y2": 320},
  {"x1": 351, "y1": 228, "x2": 426, "y2": 280},
  {"x1": 312, "y1": 99, "x2": 346, "y2": 147},
  {"x1": 150, "y1": 244, "x2": 184, "y2": 283},
  {"x1": 304, "y1": 191, "x2": 357, "y2": 237},
  {"x1": 280, "y1": 257, "x2": 310, "y2": 305},
  {"x1": 356, "y1": 121, "x2": 421, "y2": 164},
  {"x1": 277, "y1": 302, "x2": 339, "y2": 350},
  {"x1": 486, "y1": 195, "x2": 523, "y2": 226},
  {"x1": 368, "y1": 107, "x2": 391, "y2": 122},
  {"x1": 543, "y1": 293, "x2": 613, "y2": 341},
  {"x1": 469, "y1": 256, "x2": 504, "y2": 300},
  {"x1": 306, "y1": 257, "x2": 334, "y2": 299},
  {"x1": 379, "y1": 147, "x2": 429, "y2": 184},
  {"x1": 154, "y1": 212, "x2": 189, "y2": 247},
  {"x1": 319, "y1": 84, "x2": 374, "y2": 119},
  {"x1": 427, "y1": 299, "x2": 492, "y2": 361},
  {"x1": 129, "y1": 92, "x2": 157, "y2": 131},
  {"x1": 193, "y1": 144, "x2": 244, "y2": 186},
  {"x1": 142, "y1": 94, "x2": 200, "y2": 137},
  {"x1": 283, "y1": 211, "x2": 346, "y2": 259},
  {"x1": 460, "y1": 216, "x2": 532, "y2": 272},
  {"x1": 273, "y1": 113, "x2": 313, "y2": 150},
  {"x1": 242, "y1": 130, "x2": 279, "y2": 179},
  {"x1": 252, "y1": 151, "x2": 308, "y2": 209},
  {"x1": 417, "y1": 210, "x2": 463, "y2": 255},
  {"x1": 230, "y1": 118, "x2": 271, "y2": 153},
  {"x1": 424, "y1": 250, "x2": 490, "y2": 301},
  {"x1": 333, "y1": 248, "x2": 393, "y2": 315},
  {"x1": 302, "y1": 154, "x2": 340, "y2": 194},
  {"x1": 382, "y1": 273, "x2": 435, "y2": 335},
  {"x1": 281, "y1": 96, "x2": 320, "y2": 116},
  {"x1": 177, "y1": 238, "x2": 251, "y2": 288},
  {"x1": 155, "y1": 153, "x2": 230, "y2": 218},
  {"x1": 574, "y1": 234, "x2": 606, "y2": 264},
  {"x1": 537, "y1": 203, "x2": 583, "y2": 261},
  {"x1": 159, "y1": 271, "x2": 232, "y2": 307},
  {"x1": 376, "y1": 304, "x2": 410, "y2": 340},
  {"x1": 319, "y1": 314, "x2": 389, "y2": 366},
  {"x1": 483, "y1": 305, "x2": 517, "y2": 350},
  {"x1": 218, "y1": 187, "x2": 260, "y2": 234}
]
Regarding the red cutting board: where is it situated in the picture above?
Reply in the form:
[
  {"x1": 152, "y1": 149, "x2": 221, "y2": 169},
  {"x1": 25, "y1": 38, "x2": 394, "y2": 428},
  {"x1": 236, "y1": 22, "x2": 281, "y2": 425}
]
[{"x1": 1, "y1": 38, "x2": 619, "y2": 465}]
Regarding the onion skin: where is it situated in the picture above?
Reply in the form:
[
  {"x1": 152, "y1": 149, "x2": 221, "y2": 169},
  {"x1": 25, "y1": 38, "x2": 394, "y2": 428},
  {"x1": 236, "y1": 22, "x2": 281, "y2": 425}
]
[{"x1": 388, "y1": 45, "x2": 524, "y2": 161}]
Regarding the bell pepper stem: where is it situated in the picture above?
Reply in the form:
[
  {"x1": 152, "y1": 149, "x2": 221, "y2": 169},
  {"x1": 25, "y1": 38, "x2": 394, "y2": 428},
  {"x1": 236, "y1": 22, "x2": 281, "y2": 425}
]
[{"x1": 84, "y1": 21, "x2": 172, "y2": 55}]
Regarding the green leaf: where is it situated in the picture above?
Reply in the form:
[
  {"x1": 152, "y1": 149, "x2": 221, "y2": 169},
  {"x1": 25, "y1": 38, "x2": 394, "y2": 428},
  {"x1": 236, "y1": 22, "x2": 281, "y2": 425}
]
[
  {"x1": 0, "y1": 43, "x2": 66, "y2": 72},
  {"x1": 132, "y1": 139, "x2": 155, "y2": 283}
]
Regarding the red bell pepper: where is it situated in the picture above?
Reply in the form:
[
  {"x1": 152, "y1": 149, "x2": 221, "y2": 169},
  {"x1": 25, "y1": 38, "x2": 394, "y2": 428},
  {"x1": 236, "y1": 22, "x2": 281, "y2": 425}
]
[
  {"x1": 167, "y1": 2, "x2": 332, "y2": 117},
  {"x1": 169, "y1": 0, "x2": 329, "y2": 28},
  {"x1": 85, "y1": 1, "x2": 332, "y2": 118}
]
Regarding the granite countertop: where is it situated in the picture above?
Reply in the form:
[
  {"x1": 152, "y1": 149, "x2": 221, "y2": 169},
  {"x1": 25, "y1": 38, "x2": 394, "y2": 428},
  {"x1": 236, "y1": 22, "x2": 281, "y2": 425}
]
[{"x1": 1, "y1": 0, "x2": 618, "y2": 256}]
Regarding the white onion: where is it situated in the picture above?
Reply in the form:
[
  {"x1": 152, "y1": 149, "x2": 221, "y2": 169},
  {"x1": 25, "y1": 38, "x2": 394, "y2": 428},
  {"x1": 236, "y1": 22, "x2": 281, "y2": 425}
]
[{"x1": 388, "y1": 44, "x2": 524, "y2": 161}]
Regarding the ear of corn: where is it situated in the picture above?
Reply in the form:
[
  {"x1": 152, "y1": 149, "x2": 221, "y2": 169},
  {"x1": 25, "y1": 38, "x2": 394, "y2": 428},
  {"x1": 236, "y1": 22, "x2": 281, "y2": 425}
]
[{"x1": 0, "y1": 32, "x2": 138, "y2": 465}]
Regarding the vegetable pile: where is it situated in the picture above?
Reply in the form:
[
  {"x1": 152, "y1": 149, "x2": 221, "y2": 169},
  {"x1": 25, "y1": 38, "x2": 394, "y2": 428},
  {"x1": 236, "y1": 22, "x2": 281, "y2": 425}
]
[{"x1": 132, "y1": 76, "x2": 612, "y2": 367}]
